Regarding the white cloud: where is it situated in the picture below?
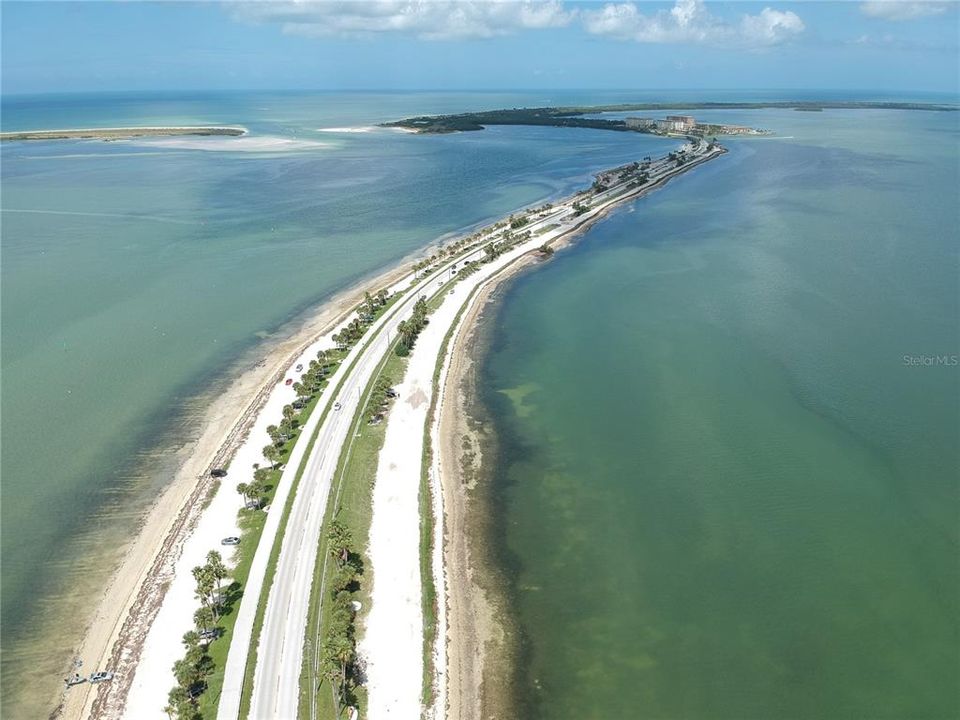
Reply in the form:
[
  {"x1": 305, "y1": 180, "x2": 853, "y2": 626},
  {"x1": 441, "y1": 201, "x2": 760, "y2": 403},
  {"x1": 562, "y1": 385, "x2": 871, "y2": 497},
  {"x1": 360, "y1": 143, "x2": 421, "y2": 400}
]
[
  {"x1": 582, "y1": 0, "x2": 805, "y2": 48},
  {"x1": 859, "y1": 1, "x2": 951, "y2": 21},
  {"x1": 230, "y1": 0, "x2": 575, "y2": 40}
]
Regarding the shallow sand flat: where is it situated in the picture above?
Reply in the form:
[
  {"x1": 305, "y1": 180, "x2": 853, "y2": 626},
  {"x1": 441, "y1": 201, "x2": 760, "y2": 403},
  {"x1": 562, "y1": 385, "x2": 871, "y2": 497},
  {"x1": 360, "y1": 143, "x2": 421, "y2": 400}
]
[
  {"x1": 127, "y1": 135, "x2": 330, "y2": 152},
  {"x1": 0, "y1": 126, "x2": 247, "y2": 141}
]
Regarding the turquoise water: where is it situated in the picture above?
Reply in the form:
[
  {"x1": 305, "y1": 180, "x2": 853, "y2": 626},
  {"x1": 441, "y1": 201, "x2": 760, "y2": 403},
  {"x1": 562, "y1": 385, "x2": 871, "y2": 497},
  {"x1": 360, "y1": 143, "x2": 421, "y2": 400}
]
[
  {"x1": 0, "y1": 90, "x2": 679, "y2": 715},
  {"x1": 479, "y1": 108, "x2": 959, "y2": 718}
]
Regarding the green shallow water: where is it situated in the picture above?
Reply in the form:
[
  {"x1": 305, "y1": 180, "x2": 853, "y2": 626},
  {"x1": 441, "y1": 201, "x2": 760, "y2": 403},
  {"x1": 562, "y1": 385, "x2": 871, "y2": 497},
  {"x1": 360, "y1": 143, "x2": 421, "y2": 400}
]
[
  {"x1": 1, "y1": 90, "x2": 677, "y2": 716},
  {"x1": 478, "y1": 109, "x2": 959, "y2": 718}
]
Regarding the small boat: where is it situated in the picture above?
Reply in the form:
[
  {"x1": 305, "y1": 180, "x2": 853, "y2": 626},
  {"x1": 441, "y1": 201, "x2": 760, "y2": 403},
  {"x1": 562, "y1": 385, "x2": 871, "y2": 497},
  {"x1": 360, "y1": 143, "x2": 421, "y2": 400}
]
[{"x1": 65, "y1": 674, "x2": 86, "y2": 687}]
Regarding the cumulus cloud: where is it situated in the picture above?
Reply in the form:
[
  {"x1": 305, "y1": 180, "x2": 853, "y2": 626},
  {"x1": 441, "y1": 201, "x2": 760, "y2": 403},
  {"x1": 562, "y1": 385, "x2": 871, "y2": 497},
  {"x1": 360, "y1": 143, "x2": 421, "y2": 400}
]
[
  {"x1": 582, "y1": 0, "x2": 805, "y2": 48},
  {"x1": 859, "y1": 1, "x2": 951, "y2": 21},
  {"x1": 230, "y1": 0, "x2": 575, "y2": 40}
]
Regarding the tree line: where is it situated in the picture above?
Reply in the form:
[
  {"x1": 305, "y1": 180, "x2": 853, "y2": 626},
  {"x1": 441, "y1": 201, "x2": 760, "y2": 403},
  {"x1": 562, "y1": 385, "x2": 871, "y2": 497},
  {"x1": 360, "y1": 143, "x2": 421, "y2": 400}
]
[
  {"x1": 395, "y1": 296, "x2": 429, "y2": 357},
  {"x1": 164, "y1": 551, "x2": 228, "y2": 719},
  {"x1": 319, "y1": 520, "x2": 363, "y2": 718}
]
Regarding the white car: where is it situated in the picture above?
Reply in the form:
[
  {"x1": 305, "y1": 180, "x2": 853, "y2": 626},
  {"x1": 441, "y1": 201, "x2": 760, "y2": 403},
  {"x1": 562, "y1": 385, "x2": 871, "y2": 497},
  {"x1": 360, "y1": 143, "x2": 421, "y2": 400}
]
[
  {"x1": 221, "y1": 536, "x2": 240, "y2": 546},
  {"x1": 333, "y1": 402, "x2": 342, "y2": 411},
  {"x1": 89, "y1": 671, "x2": 113, "y2": 684}
]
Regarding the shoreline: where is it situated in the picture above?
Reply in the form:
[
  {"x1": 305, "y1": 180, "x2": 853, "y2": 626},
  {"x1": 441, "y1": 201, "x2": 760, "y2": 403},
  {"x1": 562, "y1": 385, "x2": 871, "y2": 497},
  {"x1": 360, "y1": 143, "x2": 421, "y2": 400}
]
[
  {"x1": 434, "y1": 266, "x2": 532, "y2": 720},
  {"x1": 51, "y1": 140, "x2": 722, "y2": 720},
  {"x1": 0, "y1": 126, "x2": 248, "y2": 142},
  {"x1": 52, "y1": 255, "x2": 424, "y2": 720},
  {"x1": 431, "y1": 147, "x2": 727, "y2": 718}
]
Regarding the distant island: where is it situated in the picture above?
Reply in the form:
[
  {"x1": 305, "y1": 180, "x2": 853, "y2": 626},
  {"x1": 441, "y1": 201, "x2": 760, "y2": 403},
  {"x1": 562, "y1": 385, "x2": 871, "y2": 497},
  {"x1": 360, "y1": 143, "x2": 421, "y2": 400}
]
[
  {"x1": 382, "y1": 101, "x2": 958, "y2": 135},
  {"x1": 0, "y1": 126, "x2": 247, "y2": 142}
]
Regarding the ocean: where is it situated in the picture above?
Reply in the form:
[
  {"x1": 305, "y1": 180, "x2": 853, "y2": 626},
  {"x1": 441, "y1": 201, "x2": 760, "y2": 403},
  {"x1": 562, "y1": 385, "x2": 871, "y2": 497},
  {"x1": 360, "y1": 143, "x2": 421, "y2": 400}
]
[
  {"x1": 1, "y1": 90, "x2": 956, "y2": 718},
  {"x1": 0, "y1": 89, "x2": 675, "y2": 717},
  {"x1": 476, "y1": 106, "x2": 959, "y2": 717}
]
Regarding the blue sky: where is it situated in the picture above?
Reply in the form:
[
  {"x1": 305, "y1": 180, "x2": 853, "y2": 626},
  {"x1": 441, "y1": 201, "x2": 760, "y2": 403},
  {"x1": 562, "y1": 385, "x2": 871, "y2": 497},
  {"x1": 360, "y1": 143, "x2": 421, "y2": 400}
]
[{"x1": 2, "y1": 1, "x2": 957, "y2": 95}]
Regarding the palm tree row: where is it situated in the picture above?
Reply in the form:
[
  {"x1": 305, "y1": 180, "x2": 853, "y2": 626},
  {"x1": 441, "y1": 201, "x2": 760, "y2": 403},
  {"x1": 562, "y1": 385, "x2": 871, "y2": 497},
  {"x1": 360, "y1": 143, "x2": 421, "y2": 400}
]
[
  {"x1": 163, "y1": 630, "x2": 213, "y2": 720},
  {"x1": 320, "y1": 520, "x2": 362, "y2": 718},
  {"x1": 395, "y1": 296, "x2": 429, "y2": 357},
  {"x1": 164, "y1": 550, "x2": 227, "y2": 719},
  {"x1": 236, "y1": 469, "x2": 268, "y2": 510}
]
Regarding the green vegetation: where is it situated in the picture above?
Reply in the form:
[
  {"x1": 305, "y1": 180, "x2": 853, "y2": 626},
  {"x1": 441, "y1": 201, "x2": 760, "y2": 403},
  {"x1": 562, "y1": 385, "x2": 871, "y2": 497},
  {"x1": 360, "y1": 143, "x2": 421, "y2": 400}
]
[
  {"x1": 395, "y1": 296, "x2": 429, "y2": 356},
  {"x1": 572, "y1": 201, "x2": 588, "y2": 217},
  {"x1": 165, "y1": 552, "x2": 229, "y2": 719},
  {"x1": 382, "y1": 101, "x2": 957, "y2": 135},
  {"x1": 318, "y1": 520, "x2": 362, "y2": 717}
]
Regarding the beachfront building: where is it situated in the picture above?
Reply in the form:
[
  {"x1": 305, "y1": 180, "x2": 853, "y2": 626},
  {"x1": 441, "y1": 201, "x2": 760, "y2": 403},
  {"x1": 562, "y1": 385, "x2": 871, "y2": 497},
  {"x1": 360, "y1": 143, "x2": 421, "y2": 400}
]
[
  {"x1": 625, "y1": 117, "x2": 657, "y2": 130},
  {"x1": 665, "y1": 115, "x2": 696, "y2": 131}
]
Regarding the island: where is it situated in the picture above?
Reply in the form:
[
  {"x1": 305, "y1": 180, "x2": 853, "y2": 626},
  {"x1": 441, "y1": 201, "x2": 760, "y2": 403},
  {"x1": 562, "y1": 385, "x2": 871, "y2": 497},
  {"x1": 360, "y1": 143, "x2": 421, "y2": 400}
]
[
  {"x1": 381, "y1": 100, "x2": 957, "y2": 135},
  {"x1": 0, "y1": 126, "x2": 247, "y2": 142}
]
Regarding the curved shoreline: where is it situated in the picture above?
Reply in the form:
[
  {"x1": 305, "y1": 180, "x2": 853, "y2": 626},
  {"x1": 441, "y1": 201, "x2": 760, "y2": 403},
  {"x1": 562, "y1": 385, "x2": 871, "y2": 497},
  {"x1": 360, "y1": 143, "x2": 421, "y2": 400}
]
[{"x1": 429, "y1": 145, "x2": 727, "y2": 719}]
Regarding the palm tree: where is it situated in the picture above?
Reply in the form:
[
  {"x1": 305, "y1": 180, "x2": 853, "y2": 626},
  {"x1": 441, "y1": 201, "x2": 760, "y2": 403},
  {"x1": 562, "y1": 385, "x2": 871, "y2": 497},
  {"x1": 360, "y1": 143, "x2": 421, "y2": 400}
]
[
  {"x1": 206, "y1": 550, "x2": 227, "y2": 603},
  {"x1": 182, "y1": 630, "x2": 201, "y2": 651},
  {"x1": 320, "y1": 633, "x2": 354, "y2": 716},
  {"x1": 192, "y1": 565, "x2": 217, "y2": 619},
  {"x1": 319, "y1": 651, "x2": 342, "y2": 718},
  {"x1": 166, "y1": 686, "x2": 189, "y2": 719},
  {"x1": 194, "y1": 605, "x2": 215, "y2": 634},
  {"x1": 326, "y1": 520, "x2": 352, "y2": 567},
  {"x1": 248, "y1": 477, "x2": 266, "y2": 508},
  {"x1": 266, "y1": 425, "x2": 281, "y2": 446},
  {"x1": 237, "y1": 482, "x2": 250, "y2": 507},
  {"x1": 173, "y1": 658, "x2": 195, "y2": 690},
  {"x1": 263, "y1": 444, "x2": 281, "y2": 469}
]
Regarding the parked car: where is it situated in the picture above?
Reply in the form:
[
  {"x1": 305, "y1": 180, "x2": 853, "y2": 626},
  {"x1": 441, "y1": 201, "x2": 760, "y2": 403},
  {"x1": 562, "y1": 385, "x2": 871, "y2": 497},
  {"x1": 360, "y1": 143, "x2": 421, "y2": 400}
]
[
  {"x1": 285, "y1": 378, "x2": 293, "y2": 386},
  {"x1": 296, "y1": 364, "x2": 303, "y2": 372},
  {"x1": 89, "y1": 672, "x2": 113, "y2": 684},
  {"x1": 210, "y1": 468, "x2": 227, "y2": 478},
  {"x1": 221, "y1": 536, "x2": 240, "y2": 546},
  {"x1": 333, "y1": 402, "x2": 342, "y2": 411},
  {"x1": 199, "y1": 629, "x2": 218, "y2": 641}
]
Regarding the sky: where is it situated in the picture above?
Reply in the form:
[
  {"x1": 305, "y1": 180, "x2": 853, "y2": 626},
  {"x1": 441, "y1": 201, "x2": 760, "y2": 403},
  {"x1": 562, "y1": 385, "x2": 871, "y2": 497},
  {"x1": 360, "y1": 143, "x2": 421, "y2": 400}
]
[{"x1": 1, "y1": 0, "x2": 958, "y2": 95}]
